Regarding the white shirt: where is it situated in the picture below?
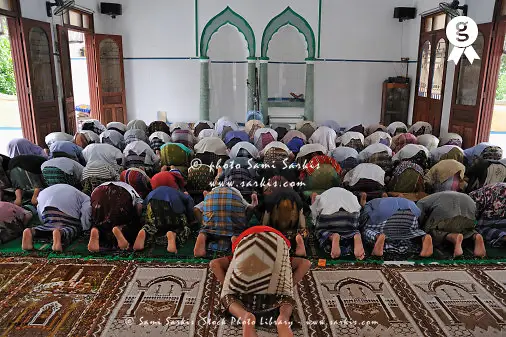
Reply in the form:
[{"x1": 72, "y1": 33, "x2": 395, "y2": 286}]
[
  {"x1": 123, "y1": 141, "x2": 159, "y2": 165},
  {"x1": 82, "y1": 143, "x2": 125, "y2": 166},
  {"x1": 311, "y1": 187, "x2": 361, "y2": 222},
  {"x1": 339, "y1": 132, "x2": 364, "y2": 146},
  {"x1": 309, "y1": 126, "x2": 337, "y2": 152},
  {"x1": 149, "y1": 131, "x2": 171, "y2": 143},
  {"x1": 45, "y1": 132, "x2": 73, "y2": 147},
  {"x1": 344, "y1": 163, "x2": 385, "y2": 186}
]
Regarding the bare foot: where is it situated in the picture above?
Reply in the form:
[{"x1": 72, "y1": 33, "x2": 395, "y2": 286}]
[
  {"x1": 330, "y1": 234, "x2": 341, "y2": 259},
  {"x1": 310, "y1": 192, "x2": 318, "y2": 205},
  {"x1": 276, "y1": 316, "x2": 293, "y2": 337},
  {"x1": 453, "y1": 233, "x2": 464, "y2": 257},
  {"x1": 166, "y1": 231, "x2": 177, "y2": 253},
  {"x1": 31, "y1": 188, "x2": 40, "y2": 206},
  {"x1": 22, "y1": 228, "x2": 33, "y2": 250},
  {"x1": 242, "y1": 312, "x2": 257, "y2": 337},
  {"x1": 88, "y1": 228, "x2": 100, "y2": 252},
  {"x1": 372, "y1": 233, "x2": 385, "y2": 257},
  {"x1": 14, "y1": 189, "x2": 23, "y2": 206},
  {"x1": 194, "y1": 233, "x2": 207, "y2": 257},
  {"x1": 353, "y1": 233, "x2": 365, "y2": 260},
  {"x1": 420, "y1": 234, "x2": 433, "y2": 257},
  {"x1": 359, "y1": 192, "x2": 367, "y2": 207},
  {"x1": 112, "y1": 226, "x2": 129, "y2": 250},
  {"x1": 133, "y1": 229, "x2": 146, "y2": 251},
  {"x1": 52, "y1": 229, "x2": 63, "y2": 252},
  {"x1": 474, "y1": 234, "x2": 486, "y2": 258},
  {"x1": 295, "y1": 234, "x2": 306, "y2": 256}
]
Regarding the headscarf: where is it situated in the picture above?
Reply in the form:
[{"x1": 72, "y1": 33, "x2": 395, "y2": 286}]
[
  {"x1": 245, "y1": 120, "x2": 265, "y2": 139},
  {"x1": 309, "y1": 126, "x2": 337, "y2": 152},
  {"x1": 171, "y1": 129, "x2": 196, "y2": 149},
  {"x1": 296, "y1": 144, "x2": 327, "y2": 160},
  {"x1": 282, "y1": 130, "x2": 307, "y2": 144},
  {"x1": 124, "y1": 129, "x2": 148, "y2": 145},
  {"x1": 169, "y1": 122, "x2": 189, "y2": 133},
  {"x1": 387, "y1": 121, "x2": 408, "y2": 136},
  {"x1": 409, "y1": 121, "x2": 433, "y2": 136},
  {"x1": 107, "y1": 122, "x2": 127, "y2": 135},
  {"x1": 80, "y1": 130, "x2": 100, "y2": 144},
  {"x1": 215, "y1": 117, "x2": 238, "y2": 135},
  {"x1": 430, "y1": 145, "x2": 464, "y2": 163},
  {"x1": 45, "y1": 132, "x2": 73, "y2": 148},
  {"x1": 151, "y1": 170, "x2": 186, "y2": 190},
  {"x1": 365, "y1": 131, "x2": 392, "y2": 147},
  {"x1": 198, "y1": 129, "x2": 219, "y2": 140},
  {"x1": 393, "y1": 144, "x2": 430, "y2": 162},
  {"x1": 254, "y1": 128, "x2": 277, "y2": 151},
  {"x1": 81, "y1": 119, "x2": 106, "y2": 135},
  {"x1": 389, "y1": 161, "x2": 425, "y2": 193},
  {"x1": 464, "y1": 143, "x2": 503, "y2": 163},
  {"x1": 120, "y1": 167, "x2": 152, "y2": 198},
  {"x1": 127, "y1": 119, "x2": 148, "y2": 133},
  {"x1": 295, "y1": 121, "x2": 317, "y2": 139},
  {"x1": 229, "y1": 141, "x2": 259, "y2": 159},
  {"x1": 100, "y1": 130, "x2": 125, "y2": 150},
  {"x1": 321, "y1": 120, "x2": 341, "y2": 134},
  {"x1": 331, "y1": 146, "x2": 359, "y2": 164},
  {"x1": 391, "y1": 133, "x2": 418, "y2": 153},
  {"x1": 343, "y1": 163, "x2": 385, "y2": 187},
  {"x1": 148, "y1": 131, "x2": 171, "y2": 144},
  {"x1": 339, "y1": 132, "x2": 364, "y2": 149},
  {"x1": 7, "y1": 139, "x2": 47, "y2": 158},
  {"x1": 194, "y1": 137, "x2": 228, "y2": 156},
  {"x1": 224, "y1": 131, "x2": 249, "y2": 148},
  {"x1": 417, "y1": 134, "x2": 439, "y2": 151},
  {"x1": 147, "y1": 121, "x2": 171, "y2": 136},
  {"x1": 359, "y1": 144, "x2": 392, "y2": 162},
  {"x1": 440, "y1": 133, "x2": 463, "y2": 147},
  {"x1": 365, "y1": 124, "x2": 387, "y2": 136},
  {"x1": 346, "y1": 124, "x2": 365, "y2": 134},
  {"x1": 194, "y1": 120, "x2": 214, "y2": 137},
  {"x1": 425, "y1": 159, "x2": 466, "y2": 192}
]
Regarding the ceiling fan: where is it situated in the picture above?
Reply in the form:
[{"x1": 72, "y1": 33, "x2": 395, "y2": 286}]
[
  {"x1": 439, "y1": 1, "x2": 468, "y2": 18},
  {"x1": 46, "y1": 0, "x2": 75, "y2": 17}
]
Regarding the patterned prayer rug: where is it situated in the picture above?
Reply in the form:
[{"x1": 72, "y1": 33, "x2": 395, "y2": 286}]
[{"x1": 0, "y1": 258, "x2": 506, "y2": 336}]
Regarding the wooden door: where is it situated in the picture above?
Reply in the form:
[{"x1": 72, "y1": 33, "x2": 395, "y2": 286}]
[
  {"x1": 448, "y1": 23, "x2": 493, "y2": 148},
  {"x1": 57, "y1": 25, "x2": 76, "y2": 134},
  {"x1": 20, "y1": 18, "x2": 61, "y2": 146},
  {"x1": 413, "y1": 30, "x2": 448, "y2": 136},
  {"x1": 94, "y1": 34, "x2": 127, "y2": 124}
]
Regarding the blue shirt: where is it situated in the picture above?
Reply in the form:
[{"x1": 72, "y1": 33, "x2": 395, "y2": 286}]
[{"x1": 50, "y1": 141, "x2": 85, "y2": 165}]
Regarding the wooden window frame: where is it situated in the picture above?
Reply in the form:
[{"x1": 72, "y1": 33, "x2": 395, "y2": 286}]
[
  {"x1": 62, "y1": 7, "x2": 94, "y2": 33},
  {"x1": 0, "y1": 0, "x2": 20, "y2": 18}
]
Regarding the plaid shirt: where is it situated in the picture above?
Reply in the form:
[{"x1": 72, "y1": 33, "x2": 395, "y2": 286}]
[
  {"x1": 300, "y1": 155, "x2": 342, "y2": 180},
  {"x1": 201, "y1": 187, "x2": 248, "y2": 237}
]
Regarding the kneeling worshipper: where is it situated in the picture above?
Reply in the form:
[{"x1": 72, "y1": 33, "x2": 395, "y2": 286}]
[
  {"x1": 392, "y1": 143, "x2": 430, "y2": 169},
  {"x1": 41, "y1": 157, "x2": 83, "y2": 188},
  {"x1": 359, "y1": 196, "x2": 433, "y2": 257},
  {"x1": 193, "y1": 186, "x2": 258, "y2": 257},
  {"x1": 331, "y1": 146, "x2": 359, "y2": 173},
  {"x1": 408, "y1": 121, "x2": 433, "y2": 136},
  {"x1": 295, "y1": 143, "x2": 327, "y2": 165},
  {"x1": 88, "y1": 181, "x2": 143, "y2": 252},
  {"x1": 254, "y1": 128, "x2": 277, "y2": 151},
  {"x1": 224, "y1": 130, "x2": 249, "y2": 149},
  {"x1": 124, "y1": 128, "x2": 148, "y2": 145},
  {"x1": 346, "y1": 124, "x2": 365, "y2": 134},
  {"x1": 364, "y1": 130, "x2": 392, "y2": 147},
  {"x1": 150, "y1": 168, "x2": 186, "y2": 191},
  {"x1": 8, "y1": 138, "x2": 47, "y2": 158},
  {"x1": 45, "y1": 132, "x2": 73, "y2": 148},
  {"x1": 296, "y1": 120, "x2": 318, "y2": 139},
  {"x1": 0, "y1": 202, "x2": 37, "y2": 244},
  {"x1": 218, "y1": 157, "x2": 259, "y2": 202},
  {"x1": 187, "y1": 164, "x2": 215, "y2": 203},
  {"x1": 148, "y1": 131, "x2": 171, "y2": 154},
  {"x1": 388, "y1": 161, "x2": 427, "y2": 201},
  {"x1": 391, "y1": 133, "x2": 418, "y2": 153},
  {"x1": 262, "y1": 187, "x2": 307, "y2": 256},
  {"x1": 282, "y1": 130, "x2": 306, "y2": 156},
  {"x1": 107, "y1": 121, "x2": 127, "y2": 135},
  {"x1": 470, "y1": 183, "x2": 506, "y2": 247},
  {"x1": 343, "y1": 163, "x2": 386, "y2": 200},
  {"x1": 271, "y1": 123, "x2": 290, "y2": 141},
  {"x1": 22, "y1": 184, "x2": 91, "y2": 252},
  {"x1": 170, "y1": 122, "x2": 190, "y2": 133},
  {"x1": 82, "y1": 119, "x2": 106, "y2": 135},
  {"x1": 417, "y1": 191, "x2": 485, "y2": 257},
  {"x1": 338, "y1": 131, "x2": 364, "y2": 151},
  {"x1": 198, "y1": 128, "x2": 219, "y2": 140},
  {"x1": 49, "y1": 140, "x2": 86, "y2": 165},
  {"x1": 172, "y1": 128, "x2": 197, "y2": 149},
  {"x1": 100, "y1": 129, "x2": 125, "y2": 151},
  {"x1": 299, "y1": 154, "x2": 342, "y2": 200},
  {"x1": 439, "y1": 132, "x2": 463, "y2": 147},
  {"x1": 147, "y1": 120, "x2": 171, "y2": 136},
  {"x1": 321, "y1": 120, "x2": 341, "y2": 135},
  {"x1": 133, "y1": 186, "x2": 194, "y2": 252},
  {"x1": 210, "y1": 226, "x2": 311, "y2": 337},
  {"x1": 120, "y1": 167, "x2": 152, "y2": 198},
  {"x1": 245, "y1": 119, "x2": 265, "y2": 140},
  {"x1": 215, "y1": 117, "x2": 238, "y2": 138},
  {"x1": 358, "y1": 143, "x2": 393, "y2": 173},
  {"x1": 469, "y1": 158, "x2": 506, "y2": 193},
  {"x1": 417, "y1": 134, "x2": 439, "y2": 151},
  {"x1": 430, "y1": 145, "x2": 464, "y2": 165},
  {"x1": 365, "y1": 124, "x2": 387, "y2": 137},
  {"x1": 82, "y1": 143, "x2": 125, "y2": 168},
  {"x1": 9, "y1": 154, "x2": 46, "y2": 206},
  {"x1": 387, "y1": 121, "x2": 408, "y2": 137},
  {"x1": 309, "y1": 126, "x2": 337, "y2": 152},
  {"x1": 194, "y1": 136, "x2": 229, "y2": 166},
  {"x1": 260, "y1": 141, "x2": 293, "y2": 167},
  {"x1": 81, "y1": 160, "x2": 120, "y2": 195},
  {"x1": 74, "y1": 130, "x2": 98, "y2": 148},
  {"x1": 425, "y1": 159, "x2": 467, "y2": 193},
  {"x1": 464, "y1": 142, "x2": 503, "y2": 166},
  {"x1": 194, "y1": 120, "x2": 214, "y2": 138},
  {"x1": 123, "y1": 140, "x2": 160, "y2": 176},
  {"x1": 160, "y1": 143, "x2": 193, "y2": 170},
  {"x1": 311, "y1": 187, "x2": 365, "y2": 260},
  {"x1": 127, "y1": 119, "x2": 148, "y2": 133},
  {"x1": 229, "y1": 141, "x2": 259, "y2": 161}
]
